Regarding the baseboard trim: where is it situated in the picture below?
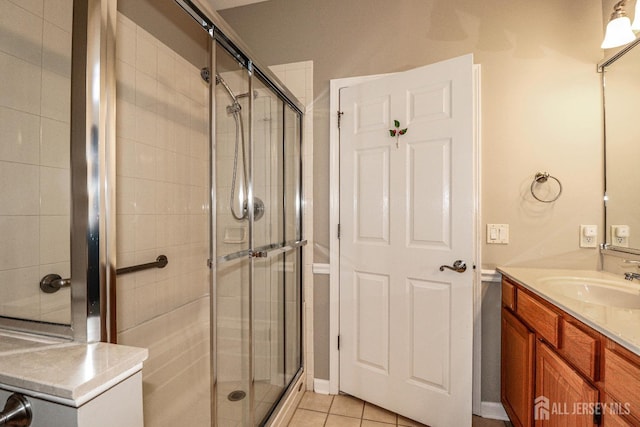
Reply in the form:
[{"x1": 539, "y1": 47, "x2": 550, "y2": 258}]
[
  {"x1": 313, "y1": 378, "x2": 331, "y2": 394},
  {"x1": 312, "y1": 263, "x2": 330, "y2": 275},
  {"x1": 478, "y1": 401, "x2": 509, "y2": 421},
  {"x1": 481, "y1": 269, "x2": 502, "y2": 283}
]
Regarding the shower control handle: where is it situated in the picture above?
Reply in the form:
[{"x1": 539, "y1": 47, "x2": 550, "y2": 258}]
[{"x1": 0, "y1": 393, "x2": 32, "y2": 426}]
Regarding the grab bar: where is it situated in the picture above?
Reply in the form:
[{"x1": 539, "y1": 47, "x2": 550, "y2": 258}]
[
  {"x1": 116, "y1": 255, "x2": 168, "y2": 275},
  {"x1": 40, "y1": 255, "x2": 169, "y2": 293},
  {"x1": 216, "y1": 240, "x2": 307, "y2": 265}
]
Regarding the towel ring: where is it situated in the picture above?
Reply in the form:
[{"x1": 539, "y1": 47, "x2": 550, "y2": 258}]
[{"x1": 530, "y1": 172, "x2": 562, "y2": 203}]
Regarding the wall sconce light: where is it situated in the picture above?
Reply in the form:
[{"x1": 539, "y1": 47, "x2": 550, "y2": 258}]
[{"x1": 602, "y1": 0, "x2": 637, "y2": 49}]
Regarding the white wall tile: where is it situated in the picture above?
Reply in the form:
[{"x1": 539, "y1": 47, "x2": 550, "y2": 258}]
[
  {"x1": 116, "y1": 214, "x2": 136, "y2": 255},
  {"x1": 176, "y1": 153, "x2": 190, "y2": 185},
  {"x1": 0, "y1": 52, "x2": 42, "y2": 115},
  {"x1": 116, "y1": 14, "x2": 136, "y2": 66},
  {"x1": 42, "y1": 21, "x2": 71, "y2": 77},
  {"x1": 135, "y1": 106, "x2": 157, "y2": 147},
  {"x1": 162, "y1": 150, "x2": 178, "y2": 185},
  {"x1": 116, "y1": 100, "x2": 137, "y2": 140},
  {"x1": 157, "y1": 45, "x2": 175, "y2": 90},
  {"x1": 136, "y1": 70, "x2": 157, "y2": 112},
  {"x1": 7, "y1": 0, "x2": 43, "y2": 17},
  {"x1": 0, "y1": 161, "x2": 39, "y2": 215},
  {"x1": 43, "y1": 0, "x2": 72, "y2": 32},
  {"x1": 0, "y1": 266, "x2": 40, "y2": 305},
  {"x1": 0, "y1": 216, "x2": 38, "y2": 269},
  {"x1": 116, "y1": 176, "x2": 136, "y2": 215},
  {"x1": 40, "y1": 166, "x2": 69, "y2": 215},
  {"x1": 41, "y1": 70, "x2": 70, "y2": 122},
  {"x1": 134, "y1": 178, "x2": 157, "y2": 215},
  {"x1": 134, "y1": 214, "x2": 157, "y2": 251},
  {"x1": 116, "y1": 137, "x2": 136, "y2": 178},
  {"x1": 174, "y1": 57, "x2": 192, "y2": 97},
  {"x1": 189, "y1": 70, "x2": 208, "y2": 106},
  {"x1": 116, "y1": 60, "x2": 136, "y2": 104},
  {"x1": 0, "y1": 107, "x2": 40, "y2": 164},
  {"x1": 134, "y1": 142, "x2": 157, "y2": 180},
  {"x1": 136, "y1": 28, "x2": 157, "y2": 79},
  {"x1": 40, "y1": 117, "x2": 69, "y2": 168},
  {"x1": 0, "y1": 0, "x2": 43, "y2": 65},
  {"x1": 39, "y1": 215, "x2": 69, "y2": 264}
]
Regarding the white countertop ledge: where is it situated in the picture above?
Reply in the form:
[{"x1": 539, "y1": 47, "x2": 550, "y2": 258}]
[
  {"x1": 0, "y1": 340, "x2": 148, "y2": 407},
  {"x1": 497, "y1": 267, "x2": 640, "y2": 357}
]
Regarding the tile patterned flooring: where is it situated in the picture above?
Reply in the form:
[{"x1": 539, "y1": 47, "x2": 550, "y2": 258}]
[{"x1": 287, "y1": 392, "x2": 511, "y2": 427}]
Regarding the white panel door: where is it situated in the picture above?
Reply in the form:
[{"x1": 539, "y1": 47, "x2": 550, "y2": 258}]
[{"x1": 339, "y1": 54, "x2": 475, "y2": 426}]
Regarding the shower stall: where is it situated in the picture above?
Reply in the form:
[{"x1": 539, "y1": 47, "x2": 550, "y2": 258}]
[{"x1": 0, "y1": 0, "x2": 305, "y2": 425}]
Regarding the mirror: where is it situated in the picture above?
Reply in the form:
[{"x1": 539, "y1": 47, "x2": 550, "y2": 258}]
[
  {"x1": 0, "y1": 1, "x2": 73, "y2": 325},
  {"x1": 602, "y1": 39, "x2": 640, "y2": 251}
]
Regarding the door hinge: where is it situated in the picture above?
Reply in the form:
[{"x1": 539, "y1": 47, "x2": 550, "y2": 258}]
[
  {"x1": 337, "y1": 111, "x2": 344, "y2": 129},
  {"x1": 337, "y1": 224, "x2": 341, "y2": 239},
  {"x1": 337, "y1": 335, "x2": 340, "y2": 350}
]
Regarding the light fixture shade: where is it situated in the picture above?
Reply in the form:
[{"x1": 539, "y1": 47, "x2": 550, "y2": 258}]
[
  {"x1": 602, "y1": 16, "x2": 636, "y2": 48},
  {"x1": 632, "y1": 0, "x2": 640, "y2": 31}
]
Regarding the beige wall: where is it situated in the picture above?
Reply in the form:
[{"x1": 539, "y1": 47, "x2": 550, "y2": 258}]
[{"x1": 220, "y1": 0, "x2": 607, "y2": 398}]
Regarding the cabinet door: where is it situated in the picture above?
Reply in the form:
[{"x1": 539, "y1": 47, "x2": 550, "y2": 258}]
[
  {"x1": 502, "y1": 308, "x2": 535, "y2": 427},
  {"x1": 536, "y1": 341, "x2": 599, "y2": 427}
]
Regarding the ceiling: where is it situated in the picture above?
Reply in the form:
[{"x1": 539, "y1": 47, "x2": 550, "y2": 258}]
[{"x1": 208, "y1": 0, "x2": 269, "y2": 10}]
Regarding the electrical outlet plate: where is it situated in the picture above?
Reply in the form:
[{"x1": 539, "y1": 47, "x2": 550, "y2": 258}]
[
  {"x1": 611, "y1": 225, "x2": 630, "y2": 248},
  {"x1": 580, "y1": 225, "x2": 598, "y2": 248}
]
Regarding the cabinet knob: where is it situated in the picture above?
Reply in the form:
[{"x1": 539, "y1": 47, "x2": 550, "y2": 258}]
[{"x1": 0, "y1": 393, "x2": 32, "y2": 426}]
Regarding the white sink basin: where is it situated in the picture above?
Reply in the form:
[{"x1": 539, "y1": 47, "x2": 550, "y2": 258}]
[{"x1": 536, "y1": 276, "x2": 640, "y2": 310}]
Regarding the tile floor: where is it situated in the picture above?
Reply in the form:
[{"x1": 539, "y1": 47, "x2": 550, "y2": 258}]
[{"x1": 287, "y1": 392, "x2": 512, "y2": 427}]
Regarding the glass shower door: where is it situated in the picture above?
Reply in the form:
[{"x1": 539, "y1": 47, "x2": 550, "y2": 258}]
[
  {"x1": 214, "y1": 45, "x2": 303, "y2": 426},
  {"x1": 215, "y1": 53, "x2": 252, "y2": 426}
]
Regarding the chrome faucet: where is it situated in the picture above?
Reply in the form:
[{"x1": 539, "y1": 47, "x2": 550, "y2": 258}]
[{"x1": 624, "y1": 272, "x2": 640, "y2": 281}]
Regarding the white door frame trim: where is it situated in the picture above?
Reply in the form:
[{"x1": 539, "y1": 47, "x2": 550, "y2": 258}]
[{"x1": 328, "y1": 67, "x2": 483, "y2": 413}]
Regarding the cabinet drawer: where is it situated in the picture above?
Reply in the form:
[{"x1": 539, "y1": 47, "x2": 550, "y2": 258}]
[
  {"x1": 604, "y1": 348, "x2": 640, "y2": 420},
  {"x1": 516, "y1": 290, "x2": 560, "y2": 347},
  {"x1": 502, "y1": 279, "x2": 516, "y2": 311},
  {"x1": 560, "y1": 320, "x2": 599, "y2": 381}
]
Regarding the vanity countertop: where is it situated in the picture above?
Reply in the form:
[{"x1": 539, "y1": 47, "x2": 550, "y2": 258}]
[
  {"x1": 497, "y1": 267, "x2": 640, "y2": 356},
  {"x1": 0, "y1": 330, "x2": 148, "y2": 407}
]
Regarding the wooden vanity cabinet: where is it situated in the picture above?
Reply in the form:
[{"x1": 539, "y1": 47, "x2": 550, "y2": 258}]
[
  {"x1": 501, "y1": 275, "x2": 640, "y2": 426},
  {"x1": 536, "y1": 341, "x2": 599, "y2": 426},
  {"x1": 501, "y1": 308, "x2": 534, "y2": 427}
]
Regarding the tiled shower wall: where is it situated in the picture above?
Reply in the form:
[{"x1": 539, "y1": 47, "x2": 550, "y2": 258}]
[
  {"x1": 114, "y1": 13, "x2": 210, "y2": 426},
  {"x1": 0, "y1": 0, "x2": 72, "y2": 323}
]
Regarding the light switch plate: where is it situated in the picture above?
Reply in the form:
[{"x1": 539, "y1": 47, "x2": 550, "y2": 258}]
[
  {"x1": 487, "y1": 224, "x2": 509, "y2": 244},
  {"x1": 580, "y1": 225, "x2": 598, "y2": 248}
]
